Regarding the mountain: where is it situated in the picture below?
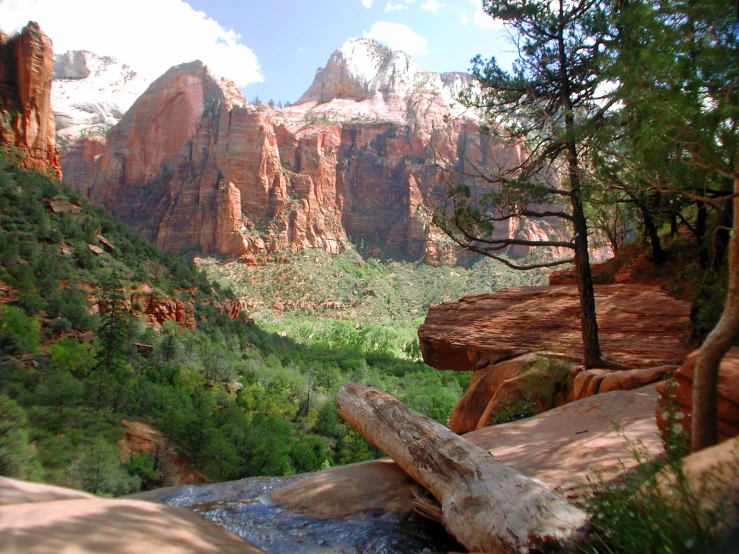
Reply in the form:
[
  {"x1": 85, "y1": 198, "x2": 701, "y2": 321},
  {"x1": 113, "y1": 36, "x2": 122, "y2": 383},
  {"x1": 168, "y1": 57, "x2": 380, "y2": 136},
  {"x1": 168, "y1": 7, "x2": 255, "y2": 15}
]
[
  {"x1": 52, "y1": 50, "x2": 150, "y2": 144},
  {"x1": 60, "y1": 39, "x2": 564, "y2": 264},
  {"x1": 0, "y1": 23, "x2": 61, "y2": 178}
]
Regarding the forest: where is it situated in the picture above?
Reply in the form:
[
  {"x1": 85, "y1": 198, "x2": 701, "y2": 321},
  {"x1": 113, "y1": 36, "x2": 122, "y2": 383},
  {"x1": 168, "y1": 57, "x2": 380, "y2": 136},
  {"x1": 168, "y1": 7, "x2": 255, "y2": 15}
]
[{"x1": 0, "y1": 158, "x2": 471, "y2": 494}]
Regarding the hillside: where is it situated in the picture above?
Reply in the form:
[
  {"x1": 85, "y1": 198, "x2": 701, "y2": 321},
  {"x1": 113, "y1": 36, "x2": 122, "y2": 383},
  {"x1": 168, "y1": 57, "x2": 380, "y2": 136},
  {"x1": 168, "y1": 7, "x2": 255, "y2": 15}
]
[{"x1": 0, "y1": 158, "x2": 468, "y2": 494}]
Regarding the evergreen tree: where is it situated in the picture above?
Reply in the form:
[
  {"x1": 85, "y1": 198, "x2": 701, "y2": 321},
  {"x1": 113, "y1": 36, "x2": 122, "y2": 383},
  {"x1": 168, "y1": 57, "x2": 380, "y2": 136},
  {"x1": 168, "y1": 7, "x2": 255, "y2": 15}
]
[
  {"x1": 609, "y1": 0, "x2": 738, "y2": 451},
  {"x1": 439, "y1": 0, "x2": 615, "y2": 367},
  {"x1": 93, "y1": 273, "x2": 131, "y2": 410}
]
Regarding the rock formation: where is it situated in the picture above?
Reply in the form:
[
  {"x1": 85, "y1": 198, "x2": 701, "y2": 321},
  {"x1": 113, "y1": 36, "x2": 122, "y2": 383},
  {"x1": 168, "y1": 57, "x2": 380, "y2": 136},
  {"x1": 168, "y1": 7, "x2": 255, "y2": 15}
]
[
  {"x1": 61, "y1": 39, "x2": 568, "y2": 263},
  {"x1": 656, "y1": 347, "x2": 739, "y2": 442},
  {"x1": 0, "y1": 477, "x2": 266, "y2": 554},
  {"x1": 418, "y1": 284, "x2": 691, "y2": 371},
  {"x1": 419, "y1": 284, "x2": 691, "y2": 431},
  {"x1": 0, "y1": 22, "x2": 61, "y2": 178}
]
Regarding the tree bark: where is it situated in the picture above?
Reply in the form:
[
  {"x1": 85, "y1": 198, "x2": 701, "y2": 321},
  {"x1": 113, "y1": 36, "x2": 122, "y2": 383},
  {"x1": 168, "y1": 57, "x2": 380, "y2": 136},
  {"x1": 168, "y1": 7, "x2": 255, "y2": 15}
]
[
  {"x1": 640, "y1": 199, "x2": 667, "y2": 265},
  {"x1": 691, "y1": 177, "x2": 739, "y2": 451},
  {"x1": 696, "y1": 200, "x2": 709, "y2": 269},
  {"x1": 336, "y1": 383, "x2": 589, "y2": 553}
]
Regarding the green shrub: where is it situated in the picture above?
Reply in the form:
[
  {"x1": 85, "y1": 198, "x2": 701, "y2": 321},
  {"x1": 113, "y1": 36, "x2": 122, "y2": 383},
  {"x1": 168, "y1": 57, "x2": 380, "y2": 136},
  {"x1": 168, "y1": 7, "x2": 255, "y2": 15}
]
[{"x1": 0, "y1": 305, "x2": 40, "y2": 355}]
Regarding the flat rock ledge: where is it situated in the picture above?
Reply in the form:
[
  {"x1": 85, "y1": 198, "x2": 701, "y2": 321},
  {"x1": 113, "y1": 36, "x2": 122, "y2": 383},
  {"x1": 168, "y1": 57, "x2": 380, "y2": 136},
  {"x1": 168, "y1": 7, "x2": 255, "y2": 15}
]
[{"x1": 419, "y1": 284, "x2": 691, "y2": 371}]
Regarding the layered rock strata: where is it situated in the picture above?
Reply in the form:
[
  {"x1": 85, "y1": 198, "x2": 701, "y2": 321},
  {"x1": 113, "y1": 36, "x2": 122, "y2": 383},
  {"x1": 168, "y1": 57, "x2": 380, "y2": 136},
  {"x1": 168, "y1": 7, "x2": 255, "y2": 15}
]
[
  {"x1": 63, "y1": 39, "x2": 567, "y2": 262},
  {"x1": 418, "y1": 284, "x2": 691, "y2": 371},
  {"x1": 0, "y1": 22, "x2": 61, "y2": 177}
]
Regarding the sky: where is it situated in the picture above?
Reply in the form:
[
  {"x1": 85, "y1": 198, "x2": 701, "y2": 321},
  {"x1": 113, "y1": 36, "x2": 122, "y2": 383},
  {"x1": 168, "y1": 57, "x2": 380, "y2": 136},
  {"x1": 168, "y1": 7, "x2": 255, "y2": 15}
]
[{"x1": 0, "y1": 0, "x2": 516, "y2": 104}]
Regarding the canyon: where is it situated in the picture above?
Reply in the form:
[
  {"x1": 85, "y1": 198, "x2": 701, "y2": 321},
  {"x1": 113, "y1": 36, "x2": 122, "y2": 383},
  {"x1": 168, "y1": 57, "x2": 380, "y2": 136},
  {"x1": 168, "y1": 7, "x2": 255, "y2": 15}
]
[{"x1": 53, "y1": 37, "x2": 565, "y2": 264}]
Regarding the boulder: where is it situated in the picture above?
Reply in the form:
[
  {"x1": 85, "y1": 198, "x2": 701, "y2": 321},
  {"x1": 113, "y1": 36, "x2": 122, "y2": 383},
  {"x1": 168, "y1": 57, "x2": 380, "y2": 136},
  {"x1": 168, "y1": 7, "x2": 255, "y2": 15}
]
[
  {"x1": 0, "y1": 477, "x2": 265, "y2": 553},
  {"x1": 419, "y1": 284, "x2": 691, "y2": 371},
  {"x1": 448, "y1": 352, "x2": 579, "y2": 434},
  {"x1": 574, "y1": 365, "x2": 675, "y2": 400},
  {"x1": 656, "y1": 347, "x2": 739, "y2": 442}
]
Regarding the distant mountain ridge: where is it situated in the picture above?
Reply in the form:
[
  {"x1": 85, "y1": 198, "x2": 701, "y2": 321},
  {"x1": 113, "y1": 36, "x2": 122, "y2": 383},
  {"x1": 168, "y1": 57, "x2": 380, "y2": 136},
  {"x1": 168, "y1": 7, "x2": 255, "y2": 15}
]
[{"x1": 55, "y1": 38, "x2": 566, "y2": 264}]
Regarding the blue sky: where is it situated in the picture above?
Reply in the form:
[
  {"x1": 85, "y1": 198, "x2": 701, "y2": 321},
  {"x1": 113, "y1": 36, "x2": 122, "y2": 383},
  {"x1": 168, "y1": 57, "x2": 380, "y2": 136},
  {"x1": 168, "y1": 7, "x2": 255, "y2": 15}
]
[{"x1": 1, "y1": 0, "x2": 515, "y2": 104}]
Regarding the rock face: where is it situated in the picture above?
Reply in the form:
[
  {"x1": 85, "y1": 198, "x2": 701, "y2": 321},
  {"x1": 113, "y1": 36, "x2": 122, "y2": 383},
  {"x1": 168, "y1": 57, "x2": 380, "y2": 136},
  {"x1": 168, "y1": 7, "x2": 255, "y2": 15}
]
[
  {"x1": 0, "y1": 22, "x2": 61, "y2": 178},
  {"x1": 419, "y1": 284, "x2": 691, "y2": 371},
  {"x1": 119, "y1": 420, "x2": 206, "y2": 486},
  {"x1": 656, "y1": 347, "x2": 739, "y2": 442},
  {"x1": 63, "y1": 39, "x2": 567, "y2": 262}
]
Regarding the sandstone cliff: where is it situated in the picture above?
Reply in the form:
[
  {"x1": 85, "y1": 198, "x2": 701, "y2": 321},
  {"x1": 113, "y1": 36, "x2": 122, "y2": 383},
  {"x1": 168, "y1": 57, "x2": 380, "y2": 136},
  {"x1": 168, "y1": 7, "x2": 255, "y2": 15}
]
[
  {"x1": 0, "y1": 22, "x2": 61, "y2": 178},
  {"x1": 64, "y1": 39, "x2": 566, "y2": 262}
]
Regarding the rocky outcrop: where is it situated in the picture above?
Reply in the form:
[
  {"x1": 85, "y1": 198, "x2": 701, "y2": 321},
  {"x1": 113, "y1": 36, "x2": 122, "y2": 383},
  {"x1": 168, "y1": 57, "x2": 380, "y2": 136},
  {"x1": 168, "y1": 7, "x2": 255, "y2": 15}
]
[
  {"x1": 574, "y1": 365, "x2": 674, "y2": 400},
  {"x1": 656, "y1": 347, "x2": 739, "y2": 442},
  {"x1": 0, "y1": 477, "x2": 265, "y2": 554},
  {"x1": 58, "y1": 136, "x2": 104, "y2": 193},
  {"x1": 418, "y1": 284, "x2": 691, "y2": 371},
  {"x1": 119, "y1": 420, "x2": 206, "y2": 486},
  {"x1": 63, "y1": 39, "x2": 566, "y2": 263},
  {"x1": 0, "y1": 22, "x2": 61, "y2": 178}
]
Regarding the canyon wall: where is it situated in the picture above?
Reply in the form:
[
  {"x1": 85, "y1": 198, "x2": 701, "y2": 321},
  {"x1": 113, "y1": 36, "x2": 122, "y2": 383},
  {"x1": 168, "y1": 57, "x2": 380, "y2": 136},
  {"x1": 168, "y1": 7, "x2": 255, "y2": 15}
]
[
  {"x1": 0, "y1": 22, "x2": 61, "y2": 178},
  {"x1": 64, "y1": 39, "x2": 565, "y2": 263}
]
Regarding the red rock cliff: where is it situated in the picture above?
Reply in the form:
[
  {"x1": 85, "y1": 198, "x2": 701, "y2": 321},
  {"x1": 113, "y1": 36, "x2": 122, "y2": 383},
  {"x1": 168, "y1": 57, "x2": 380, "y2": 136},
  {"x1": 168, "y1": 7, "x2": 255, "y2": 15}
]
[
  {"x1": 0, "y1": 22, "x2": 61, "y2": 178},
  {"x1": 68, "y1": 40, "x2": 565, "y2": 262}
]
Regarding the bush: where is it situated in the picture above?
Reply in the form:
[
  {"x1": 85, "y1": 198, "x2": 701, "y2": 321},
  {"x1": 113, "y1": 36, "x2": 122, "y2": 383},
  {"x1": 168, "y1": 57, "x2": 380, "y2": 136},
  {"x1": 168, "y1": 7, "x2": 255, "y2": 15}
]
[{"x1": 0, "y1": 305, "x2": 40, "y2": 355}]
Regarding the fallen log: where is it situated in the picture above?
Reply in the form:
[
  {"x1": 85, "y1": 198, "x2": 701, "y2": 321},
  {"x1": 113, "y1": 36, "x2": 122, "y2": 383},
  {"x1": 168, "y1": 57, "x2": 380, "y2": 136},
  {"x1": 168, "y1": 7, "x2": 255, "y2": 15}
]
[{"x1": 336, "y1": 383, "x2": 589, "y2": 553}]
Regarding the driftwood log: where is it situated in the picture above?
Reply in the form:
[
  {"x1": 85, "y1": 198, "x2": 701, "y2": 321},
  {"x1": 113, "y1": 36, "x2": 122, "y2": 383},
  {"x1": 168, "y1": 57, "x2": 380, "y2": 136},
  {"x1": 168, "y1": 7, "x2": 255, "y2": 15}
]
[{"x1": 336, "y1": 383, "x2": 589, "y2": 553}]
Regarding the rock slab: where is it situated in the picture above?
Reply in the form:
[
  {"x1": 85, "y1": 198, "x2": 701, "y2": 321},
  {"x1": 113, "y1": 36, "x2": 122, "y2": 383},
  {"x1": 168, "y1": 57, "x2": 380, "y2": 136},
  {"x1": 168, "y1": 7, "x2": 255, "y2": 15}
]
[
  {"x1": 0, "y1": 476, "x2": 265, "y2": 553},
  {"x1": 419, "y1": 284, "x2": 691, "y2": 371}
]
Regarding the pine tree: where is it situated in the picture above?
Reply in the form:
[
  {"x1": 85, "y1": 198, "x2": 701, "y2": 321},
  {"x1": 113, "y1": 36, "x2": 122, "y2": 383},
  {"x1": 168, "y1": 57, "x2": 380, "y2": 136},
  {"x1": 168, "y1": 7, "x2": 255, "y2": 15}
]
[{"x1": 439, "y1": 0, "x2": 616, "y2": 367}]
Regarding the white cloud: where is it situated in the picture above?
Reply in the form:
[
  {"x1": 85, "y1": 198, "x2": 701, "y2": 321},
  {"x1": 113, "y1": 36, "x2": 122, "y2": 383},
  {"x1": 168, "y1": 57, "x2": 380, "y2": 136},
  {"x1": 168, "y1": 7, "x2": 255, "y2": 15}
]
[
  {"x1": 363, "y1": 21, "x2": 429, "y2": 56},
  {"x1": 473, "y1": 9, "x2": 504, "y2": 29},
  {"x1": 420, "y1": 0, "x2": 444, "y2": 14},
  {"x1": 0, "y1": 0, "x2": 263, "y2": 87},
  {"x1": 385, "y1": 0, "x2": 414, "y2": 11},
  {"x1": 460, "y1": 13, "x2": 469, "y2": 25},
  {"x1": 361, "y1": 0, "x2": 374, "y2": 7},
  {"x1": 468, "y1": 0, "x2": 504, "y2": 30}
]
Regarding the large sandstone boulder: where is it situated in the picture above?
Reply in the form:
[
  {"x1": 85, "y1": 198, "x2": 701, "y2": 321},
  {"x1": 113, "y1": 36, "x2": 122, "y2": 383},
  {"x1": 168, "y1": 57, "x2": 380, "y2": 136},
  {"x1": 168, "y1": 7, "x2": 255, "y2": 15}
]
[
  {"x1": 656, "y1": 346, "x2": 739, "y2": 442},
  {"x1": 272, "y1": 385, "x2": 663, "y2": 516},
  {"x1": 419, "y1": 284, "x2": 691, "y2": 371},
  {"x1": 448, "y1": 352, "x2": 580, "y2": 434},
  {"x1": 0, "y1": 477, "x2": 265, "y2": 553},
  {"x1": 0, "y1": 22, "x2": 61, "y2": 178}
]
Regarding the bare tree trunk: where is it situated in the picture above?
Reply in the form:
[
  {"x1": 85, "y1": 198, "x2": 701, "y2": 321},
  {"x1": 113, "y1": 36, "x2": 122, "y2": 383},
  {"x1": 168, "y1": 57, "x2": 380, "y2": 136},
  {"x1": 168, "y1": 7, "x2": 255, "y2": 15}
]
[
  {"x1": 336, "y1": 383, "x2": 589, "y2": 553},
  {"x1": 571, "y1": 187, "x2": 603, "y2": 368},
  {"x1": 691, "y1": 177, "x2": 739, "y2": 451}
]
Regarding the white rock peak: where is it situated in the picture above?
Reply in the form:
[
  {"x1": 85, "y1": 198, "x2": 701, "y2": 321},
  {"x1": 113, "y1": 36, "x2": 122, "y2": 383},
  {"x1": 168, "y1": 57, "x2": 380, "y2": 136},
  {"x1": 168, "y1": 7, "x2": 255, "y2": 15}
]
[
  {"x1": 51, "y1": 50, "x2": 150, "y2": 144},
  {"x1": 296, "y1": 38, "x2": 466, "y2": 106}
]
